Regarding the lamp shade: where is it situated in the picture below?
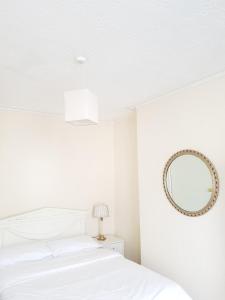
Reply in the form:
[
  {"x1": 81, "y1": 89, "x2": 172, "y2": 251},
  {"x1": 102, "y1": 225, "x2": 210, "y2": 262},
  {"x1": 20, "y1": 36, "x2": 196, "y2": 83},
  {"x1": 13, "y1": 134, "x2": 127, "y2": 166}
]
[
  {"x1": 64, "y1": 89, "x2": 98, "y2": 125},
  {"x1": 93, "y1": 204, "x2": 109, "y2": 218}
]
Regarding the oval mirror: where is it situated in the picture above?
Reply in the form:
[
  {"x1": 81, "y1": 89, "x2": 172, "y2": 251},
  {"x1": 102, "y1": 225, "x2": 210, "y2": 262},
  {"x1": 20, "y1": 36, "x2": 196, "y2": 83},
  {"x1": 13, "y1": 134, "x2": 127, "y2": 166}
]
[{"x1": 163, "y1": 150, "x2": 219, "y2": 216}]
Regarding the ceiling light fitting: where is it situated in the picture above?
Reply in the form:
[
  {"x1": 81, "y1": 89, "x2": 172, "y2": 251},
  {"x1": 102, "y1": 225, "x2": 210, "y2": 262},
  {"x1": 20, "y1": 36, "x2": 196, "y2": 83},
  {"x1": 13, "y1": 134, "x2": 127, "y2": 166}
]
[{"x1": 64, "y1": 56, "x2": 98, "y2": 126}]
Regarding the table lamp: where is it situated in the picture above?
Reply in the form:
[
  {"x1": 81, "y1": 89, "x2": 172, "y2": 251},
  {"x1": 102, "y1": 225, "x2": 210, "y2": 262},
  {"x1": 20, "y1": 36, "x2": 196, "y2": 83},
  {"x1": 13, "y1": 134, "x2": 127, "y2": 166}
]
[{"x1": 93, "y1": 204, "x2": 109, "y2": 241}]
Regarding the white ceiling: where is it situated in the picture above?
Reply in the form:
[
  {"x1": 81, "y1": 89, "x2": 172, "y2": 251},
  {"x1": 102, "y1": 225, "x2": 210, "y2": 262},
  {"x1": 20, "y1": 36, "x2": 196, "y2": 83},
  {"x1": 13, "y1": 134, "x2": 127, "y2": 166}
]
[{"x1": 0, "y1": 0, "x2": 225, "y2": 119}]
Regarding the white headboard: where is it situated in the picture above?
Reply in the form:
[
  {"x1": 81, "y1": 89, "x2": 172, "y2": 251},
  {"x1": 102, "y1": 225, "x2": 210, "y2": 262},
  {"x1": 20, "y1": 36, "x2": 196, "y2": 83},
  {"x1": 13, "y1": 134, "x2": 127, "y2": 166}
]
[{"x1": 0, "y1": 208, "x2": 88, "y2": 248}]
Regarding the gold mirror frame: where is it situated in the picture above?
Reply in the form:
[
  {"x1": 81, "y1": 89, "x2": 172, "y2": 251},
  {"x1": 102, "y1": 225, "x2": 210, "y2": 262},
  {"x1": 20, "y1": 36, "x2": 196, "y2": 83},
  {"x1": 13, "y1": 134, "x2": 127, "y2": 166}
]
[{"x1": 163, "y1": 149, "x2": 219, "y2": 217}]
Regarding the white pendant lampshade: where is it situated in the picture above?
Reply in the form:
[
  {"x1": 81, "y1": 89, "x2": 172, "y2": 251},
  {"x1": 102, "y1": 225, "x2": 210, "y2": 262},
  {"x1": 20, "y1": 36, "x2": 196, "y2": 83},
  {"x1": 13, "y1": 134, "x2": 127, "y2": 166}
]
[{"x1": 64, "y1": 88, "x2": 98, "y2": 125}]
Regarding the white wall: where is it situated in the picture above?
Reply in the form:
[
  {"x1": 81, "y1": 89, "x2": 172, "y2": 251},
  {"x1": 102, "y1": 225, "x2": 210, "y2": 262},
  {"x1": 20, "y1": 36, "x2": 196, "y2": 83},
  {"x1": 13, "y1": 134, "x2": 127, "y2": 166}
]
[
  {"x1": 0, "y1": 111, "x2": 115, "y2": 236},
  {"x1": 137, "y1": 75, "x2": 225, "y2": 300},
  {"x1": 114, "y1": 112, "x2": 140, "y2": 263},
  {"x1": 0, "y1": 110, "x2": 140, "y2": 261}
]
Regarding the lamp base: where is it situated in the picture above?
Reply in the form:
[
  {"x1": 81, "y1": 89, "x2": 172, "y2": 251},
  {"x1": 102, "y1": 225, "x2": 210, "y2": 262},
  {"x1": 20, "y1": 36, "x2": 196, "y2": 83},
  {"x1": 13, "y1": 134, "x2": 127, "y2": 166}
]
[{"x1": 96, "y1": 234, "x2": 107, "y2": 241}]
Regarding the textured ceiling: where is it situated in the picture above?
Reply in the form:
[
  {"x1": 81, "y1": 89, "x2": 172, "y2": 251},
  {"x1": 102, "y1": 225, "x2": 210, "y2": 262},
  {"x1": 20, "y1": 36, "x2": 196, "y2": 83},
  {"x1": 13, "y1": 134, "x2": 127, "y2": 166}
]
[{"x1": 0, "y1": 0, "x2": 225, "y2": 119}]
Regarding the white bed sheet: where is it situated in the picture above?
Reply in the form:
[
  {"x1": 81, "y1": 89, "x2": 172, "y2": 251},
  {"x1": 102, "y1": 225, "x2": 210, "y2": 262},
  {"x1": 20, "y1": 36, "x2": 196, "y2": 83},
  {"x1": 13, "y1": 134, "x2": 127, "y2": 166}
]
[{"x1": 0, "y1": 248, "x2": 191, "y2": 300}]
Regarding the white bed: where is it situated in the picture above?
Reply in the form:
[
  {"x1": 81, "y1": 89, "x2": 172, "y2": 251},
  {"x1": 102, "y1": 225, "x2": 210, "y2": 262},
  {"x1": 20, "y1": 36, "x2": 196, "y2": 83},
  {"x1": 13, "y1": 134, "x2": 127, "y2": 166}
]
[{"x1": 0, "y1": 208, "x2": 191, "y2": 300}]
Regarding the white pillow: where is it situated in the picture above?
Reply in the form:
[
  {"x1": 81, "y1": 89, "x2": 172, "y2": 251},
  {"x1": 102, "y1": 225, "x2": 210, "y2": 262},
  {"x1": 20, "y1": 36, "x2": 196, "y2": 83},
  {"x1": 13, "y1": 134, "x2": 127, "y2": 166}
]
[
  {"x1": 0, "y1": 241, "x2": 52, "y2": 267},
  {"x1": 47, "y1": 235, "x2": 100, "y2": 257}
]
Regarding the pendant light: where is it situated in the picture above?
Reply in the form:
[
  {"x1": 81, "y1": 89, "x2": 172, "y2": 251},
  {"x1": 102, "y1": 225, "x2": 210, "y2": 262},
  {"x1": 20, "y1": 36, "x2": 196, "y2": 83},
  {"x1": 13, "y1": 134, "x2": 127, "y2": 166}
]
[{"x1": 64, "y1": 56, "x2": 98, "y2": 125}]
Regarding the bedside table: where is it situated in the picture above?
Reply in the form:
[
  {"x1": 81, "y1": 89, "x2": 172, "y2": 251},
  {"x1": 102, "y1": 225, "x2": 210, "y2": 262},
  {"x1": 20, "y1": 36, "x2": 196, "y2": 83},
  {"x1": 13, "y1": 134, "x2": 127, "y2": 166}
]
[{"x1": 95, "y1": 235, "x2": 124, "y2": 256}]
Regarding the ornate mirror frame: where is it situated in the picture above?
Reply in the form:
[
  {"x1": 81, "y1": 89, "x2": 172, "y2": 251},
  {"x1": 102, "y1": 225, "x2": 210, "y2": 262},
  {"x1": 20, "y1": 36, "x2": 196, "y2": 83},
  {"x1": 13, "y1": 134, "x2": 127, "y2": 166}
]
[{"x1": 163, "y1": 149, "x2": 219, "y2": 217}]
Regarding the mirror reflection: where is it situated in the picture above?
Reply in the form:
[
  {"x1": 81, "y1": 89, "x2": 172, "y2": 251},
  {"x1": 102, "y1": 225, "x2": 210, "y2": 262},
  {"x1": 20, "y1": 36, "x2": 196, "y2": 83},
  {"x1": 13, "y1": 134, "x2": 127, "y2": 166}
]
[{"x1": 166, "y1": 155, "x2": 212, "y2": 211}]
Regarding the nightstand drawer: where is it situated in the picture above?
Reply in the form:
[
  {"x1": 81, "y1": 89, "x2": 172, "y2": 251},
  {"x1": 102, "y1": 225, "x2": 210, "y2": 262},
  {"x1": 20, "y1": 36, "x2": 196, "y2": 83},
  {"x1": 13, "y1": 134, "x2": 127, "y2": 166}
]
[
  {"x1": 95, "y1": 235, "x2": 125, "y2": 256},
  {"x1": 110, "y1": 242, "x2": 124, "y2": 255}
]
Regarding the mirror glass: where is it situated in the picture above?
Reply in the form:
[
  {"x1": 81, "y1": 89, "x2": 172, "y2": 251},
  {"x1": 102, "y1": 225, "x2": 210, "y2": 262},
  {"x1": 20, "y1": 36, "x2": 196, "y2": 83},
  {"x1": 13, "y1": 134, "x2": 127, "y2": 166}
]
[{"x1": 163, "y1": 150, "x2": 219, "y2": 216}]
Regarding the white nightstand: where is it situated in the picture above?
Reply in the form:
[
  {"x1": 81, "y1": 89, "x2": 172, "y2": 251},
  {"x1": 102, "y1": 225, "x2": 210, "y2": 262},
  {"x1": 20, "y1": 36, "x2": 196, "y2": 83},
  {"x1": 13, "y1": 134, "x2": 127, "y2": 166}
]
[{"x1": 95, "y1": 235, "x2": 124, "y2": 256}]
